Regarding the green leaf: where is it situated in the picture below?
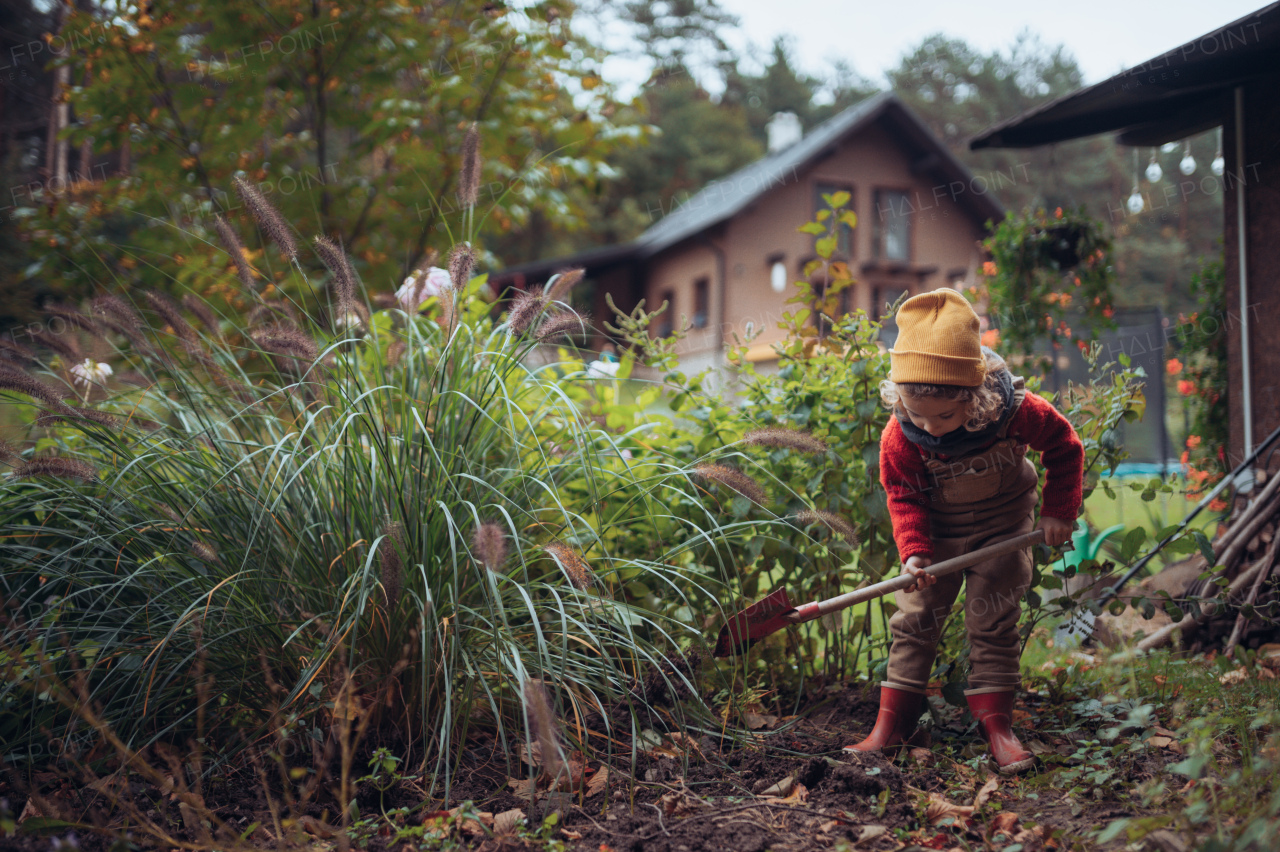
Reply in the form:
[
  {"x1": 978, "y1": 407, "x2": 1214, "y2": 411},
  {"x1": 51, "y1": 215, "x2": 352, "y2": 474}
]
[
  {"x1": 798, "y1": 221, "x2": 826, "y2": 235},
  {"x1": 941, "y1": 680, "x2": 967, "y2": 707},
  {"x1": 1120, "y1": 527, "x2": 1147, "y2": 563},
  {"x1": 815, "y1": 235, "x2": 837, "y2": 259},
  {"x1": 825, "y1": 190, "x2": 850, "y2": 208},
  {"x1": 18, "y1": 817, "x2": 81, "y2": 836},
  {"x1": 1192, "y1": 530, "x2": 1216, "y2": 565}
]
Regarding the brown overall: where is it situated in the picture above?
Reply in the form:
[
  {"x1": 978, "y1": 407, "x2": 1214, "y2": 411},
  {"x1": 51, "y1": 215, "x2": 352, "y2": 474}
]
[{"x1": 884, "y1": 378, "x2": 1040, "y2": 694}]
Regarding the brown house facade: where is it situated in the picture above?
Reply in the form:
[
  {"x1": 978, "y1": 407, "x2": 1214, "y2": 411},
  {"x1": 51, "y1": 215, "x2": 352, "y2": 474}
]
[
  {"x1": 495, "y1": 93, "x2": 1005, "y2": 379},
  {"x1": 971, "y1": 1, "x2": 1280, "y2": 474}
]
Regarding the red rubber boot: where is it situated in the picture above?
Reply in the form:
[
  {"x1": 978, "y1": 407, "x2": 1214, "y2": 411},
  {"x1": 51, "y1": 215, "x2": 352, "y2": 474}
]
[
  {"x1": 966, "y1": 690, "x2": 1034, "y2": 774},
  {"x1": 843, "y1": 684, "x2": 926, "y2": 753}
]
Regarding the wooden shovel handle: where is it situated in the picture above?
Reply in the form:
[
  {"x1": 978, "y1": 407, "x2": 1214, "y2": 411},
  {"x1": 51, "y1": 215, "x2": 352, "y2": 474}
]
[{"x1": 786, "y1": 529, "x2": 1048, "y2": 624}]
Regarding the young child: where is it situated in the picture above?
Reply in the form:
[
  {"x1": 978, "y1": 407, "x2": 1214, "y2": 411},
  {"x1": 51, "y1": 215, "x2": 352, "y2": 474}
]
[{"x1": 846, "y1": 289, "x2": 1083, "y2": 774}]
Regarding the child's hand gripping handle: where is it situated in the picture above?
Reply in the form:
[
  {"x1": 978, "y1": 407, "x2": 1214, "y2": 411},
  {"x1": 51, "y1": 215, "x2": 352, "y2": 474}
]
[{"x1": 785, "y1": 529, "x2": 1050, "y2": 625}]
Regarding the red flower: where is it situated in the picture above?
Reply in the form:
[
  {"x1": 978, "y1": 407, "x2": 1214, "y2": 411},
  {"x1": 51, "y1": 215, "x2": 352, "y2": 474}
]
[
  {"x1": 1054, "y1": 207, "x2": 1064, "y2": 219},
  {"x1": 1186, "y1": 435, "x2": 1201, "y2": 449},
  {"x1": 1178, "y1": 379, "x2": 1196, "y2": 395},
  {"x1": 1166, "y1": 358, "x2": 1183, "y2": 375}
]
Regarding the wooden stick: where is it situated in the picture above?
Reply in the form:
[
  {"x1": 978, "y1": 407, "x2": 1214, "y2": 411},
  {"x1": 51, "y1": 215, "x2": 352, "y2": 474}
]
[
  {"x1": 1225, "y1": 527, "x2": 1280, "y2": 653},
  {"x1": 1215, "y1": 472, "x2": 1280, "y2": 569},
  {"x1": 1126, "y1": 549, "x2": 1276, "y2": 655},
  {"x1": 783, "y1": 529, "x2": 1046, "y2": 623},
  {"x1": 1216, "y1": 492, "x2": 1280, "y2": 581}
]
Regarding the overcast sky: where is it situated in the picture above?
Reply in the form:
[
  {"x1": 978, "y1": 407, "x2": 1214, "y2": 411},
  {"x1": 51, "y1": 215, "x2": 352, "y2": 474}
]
[{"x1": 594, "y1": 0, "x2": 1269, "y2": 97}]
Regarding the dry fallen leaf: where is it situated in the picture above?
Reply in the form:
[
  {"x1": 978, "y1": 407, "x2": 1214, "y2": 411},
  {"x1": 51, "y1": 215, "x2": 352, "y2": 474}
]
[
  {"x1": 1219, "y1": 668, "x2": 1248, "y2": 685},
  {"x1": 1150, "y1": 735, "x2": 1185, "y2": 754},
  {"x1": 297, "y1": 815, "x2": 340, "y2": 838},
  {"x1": 909, "y1": 747, "x2": 934, "y2": 764},
  {"x1": 925, "y1": 792, "x2": 975, "y2": 825},
  {"x1": 561, "y1": 828, "x2": 583, "y2": 841},
  {"x1": 757, "y1": 775, "x2": 795, "y2": 798},
  {"x1": 856, "y1": 825, "x2": 888, "y2": 843},
  {"x1": 508, "y1": 776, "x2": 537, "y2": 797},
  {"x1": 743, "y1": 709, "x2": 780, "y2": 730},
  {"x1": 988, "y1": 810, "x2": 1019, "y2": 837},
  {"x1": 972, "y1": 776, "x2": 999, "y2": 809},
  {"x1": 494, "y1": 809, "x2": 524, "y2": 836},
  {"x1": 17, "y1": 799, "x2": 43, "y2": 823},
  {"x1": 586, "y1": 765, "x2": 610, "y2": 797},
  {"x1": 659, "y1": 791, "x2": 703, "y2": 818},
  {"x1": 775, "y1": 781, "x2": 808, "y2": 805}
]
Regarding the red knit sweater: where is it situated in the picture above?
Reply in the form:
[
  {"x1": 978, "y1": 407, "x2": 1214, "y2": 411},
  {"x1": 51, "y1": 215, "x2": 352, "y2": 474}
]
[{"x1": 879, "y1": 392, "x2": 1084, "y2": 560}]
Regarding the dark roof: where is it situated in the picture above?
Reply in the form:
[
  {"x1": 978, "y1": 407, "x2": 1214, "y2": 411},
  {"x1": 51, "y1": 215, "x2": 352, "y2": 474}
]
[
  {"x1": 498, "y1": 93, "x2": 1005, "y2": 281},
  {"x1": 971, "y1": 1, "x2": 1280, "y2": 150}
]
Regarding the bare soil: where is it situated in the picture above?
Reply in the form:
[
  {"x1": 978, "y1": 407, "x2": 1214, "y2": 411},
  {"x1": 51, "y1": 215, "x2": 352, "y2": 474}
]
[{"x1": 1, "y1": 678, "x2": 1185, "y2": 851}]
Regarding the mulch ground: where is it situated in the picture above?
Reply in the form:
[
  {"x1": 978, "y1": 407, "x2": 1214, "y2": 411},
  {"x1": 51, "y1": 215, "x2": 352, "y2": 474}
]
[{"x1": 1, "y1": 680, "x2": 1181, "y2": 852}]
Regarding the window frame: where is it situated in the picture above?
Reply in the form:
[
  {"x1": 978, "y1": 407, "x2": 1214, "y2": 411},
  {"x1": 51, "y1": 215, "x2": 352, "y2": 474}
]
[
  {"x1": 692, "y1": 277, "x2": 709, "y2": 330},
  {"x1": 872, "y1": 187, "x2": 913, "y2": 262}
]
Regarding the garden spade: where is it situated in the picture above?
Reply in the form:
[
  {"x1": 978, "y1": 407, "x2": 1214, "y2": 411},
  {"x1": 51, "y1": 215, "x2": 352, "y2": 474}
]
[{"x1": 713, "y1": 529, "x2": 1052, "y2": 657}]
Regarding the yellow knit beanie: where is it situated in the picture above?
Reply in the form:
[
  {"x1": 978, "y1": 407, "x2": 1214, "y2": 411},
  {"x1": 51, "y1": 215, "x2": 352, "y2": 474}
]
[{"x1": 889, "y1": 289, "x2": 986, "y2": 387}]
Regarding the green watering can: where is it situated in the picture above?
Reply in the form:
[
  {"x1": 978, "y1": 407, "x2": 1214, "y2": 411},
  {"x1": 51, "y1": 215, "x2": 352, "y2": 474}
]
[{"x1": 1051, "y1": 523, "x2": 1125, "y2": 647}]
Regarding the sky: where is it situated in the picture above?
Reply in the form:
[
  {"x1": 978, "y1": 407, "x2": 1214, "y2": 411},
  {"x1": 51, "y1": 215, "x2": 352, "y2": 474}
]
[{"x1": 593, "y1": 0, "x2": 1270, "y2": 97}]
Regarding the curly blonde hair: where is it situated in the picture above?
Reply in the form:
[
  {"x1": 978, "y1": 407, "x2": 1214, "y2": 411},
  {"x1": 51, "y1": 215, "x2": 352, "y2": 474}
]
[{"x1": 879, "y1": 350, "x2": 1009, "y2": 432}]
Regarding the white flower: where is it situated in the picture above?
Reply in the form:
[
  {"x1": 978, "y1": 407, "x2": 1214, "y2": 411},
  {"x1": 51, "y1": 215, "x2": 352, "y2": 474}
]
[
  {"x1": 334, "y1": 311, "x2": 363, "y2": 330},
  {"x1": 69, "y1": 359, "x2": 113, "y2": 387},
  {"x1": 586, "y1": 359, "x2": 619, "y2": 379},
  {"x1": 395, "y1": 266, "x2": 452, "y2": 311}
]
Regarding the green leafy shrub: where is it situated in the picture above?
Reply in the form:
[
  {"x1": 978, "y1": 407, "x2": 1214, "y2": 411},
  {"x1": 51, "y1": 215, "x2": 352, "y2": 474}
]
[
  {"x1": 0, "y1": 182, "x2": 735, "y2": 793},
  {"x1": 977, "y1": 206, "x2": 1117, "y2": 371},
  {"x1": 605, "y1": 195, "x2": 1148, "y2": 702}
]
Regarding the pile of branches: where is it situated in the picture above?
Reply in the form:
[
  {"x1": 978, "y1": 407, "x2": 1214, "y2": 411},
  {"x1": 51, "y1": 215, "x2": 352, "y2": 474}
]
[{"x1": 1134, "y1": 468, "x2": 1280, "y2": 655}]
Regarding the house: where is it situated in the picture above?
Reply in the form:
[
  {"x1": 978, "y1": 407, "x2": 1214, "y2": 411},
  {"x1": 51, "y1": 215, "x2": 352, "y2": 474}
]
[
  {"x1": 494, "y1": 93, "x2": 1005, "y2": 380},
  {"x1": 970, "y1": 0, "x2": 1280, "y2": 475}
]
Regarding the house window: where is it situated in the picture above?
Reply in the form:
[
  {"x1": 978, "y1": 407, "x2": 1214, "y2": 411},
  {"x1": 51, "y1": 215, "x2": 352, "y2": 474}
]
[
  {"x1": 692, "y1": 277, "x2": 709, "y2": 329},
  {"x1": 657, "y1": 288, "x2": 675, "y2": 337},
  {"x1": 874, "y1": 189, "x2": 911, "y2": 261},
  {"x1": 875, "y1": 285, "x2": 910, "y2": 345},
  {"x1": 768, "y1": 254, "x2": 787, "y2": 293},
  {"x1": 813, "y1": 182, "x2": 854, "y2": 256}
]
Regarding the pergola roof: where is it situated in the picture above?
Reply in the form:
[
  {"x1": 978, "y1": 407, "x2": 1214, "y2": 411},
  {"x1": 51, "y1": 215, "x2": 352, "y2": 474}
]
[{"x1": 970, "y1": 1, "x2": 1280, "y2": 150}]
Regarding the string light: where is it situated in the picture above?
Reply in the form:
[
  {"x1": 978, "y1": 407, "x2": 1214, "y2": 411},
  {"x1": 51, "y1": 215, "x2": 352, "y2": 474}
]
[
  {"x1": 1179, "y1": 140, "x2": 1196, "y2": 175},
  {"x1": 1127, "y1": 150, "x2": 1144, "y2": 214},
  {"x1": 1212, "y1": 127, "x2": 1225, "y2": 176},
  {"x1": 1145, "y1": 148, "x2": 1163, "y2": 183}
]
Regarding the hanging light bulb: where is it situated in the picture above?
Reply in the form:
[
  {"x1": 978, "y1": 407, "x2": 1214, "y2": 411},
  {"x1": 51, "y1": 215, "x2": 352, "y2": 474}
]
[
  {"x1": 1179, "y1": 140, "x2": 1196, "y2": 175},
  {"x1": 1127, "y1": 184, "x2": 1145, "y2": 214},
  {"x1": 1145, "y1": 149, "x2": 1163, "y2": 183},
  {"x1": 1127, "y1": 149, "x2": 1144, "y2": 214},
  {"x1": 1212, "y1": 127, "x2": 1225, "y2": 176}
]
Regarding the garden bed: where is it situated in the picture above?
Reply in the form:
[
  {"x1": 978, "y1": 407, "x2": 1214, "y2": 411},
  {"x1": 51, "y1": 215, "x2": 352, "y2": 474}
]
[{"x1": 5, "y1": 662, "x2": 1234, "y2": 852}]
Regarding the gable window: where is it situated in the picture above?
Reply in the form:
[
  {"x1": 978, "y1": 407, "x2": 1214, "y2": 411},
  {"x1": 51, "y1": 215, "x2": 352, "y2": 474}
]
[
  {"x1": 874, "y1": 189, "x2": 911, "y2": 261},
  {"x1": 692, "y1": 277, "x2": 709, "y2": 329},
  {"x1": 813, "y1": 182, "x2": 854, "y2": 256},
  {"x1": 656, "y1": 288, "x2": 675, "y2": 337}
]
